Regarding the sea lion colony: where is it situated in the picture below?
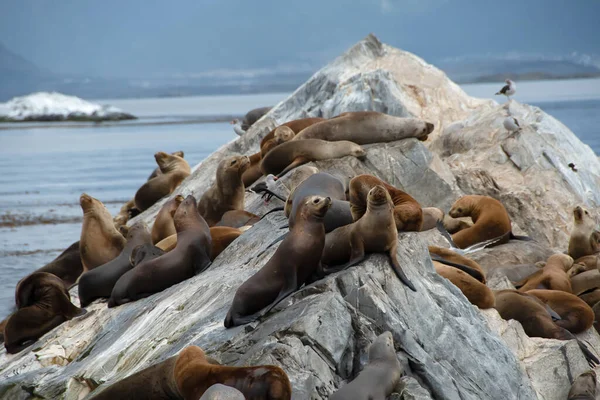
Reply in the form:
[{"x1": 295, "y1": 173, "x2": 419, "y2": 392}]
[{"x1": 1, "y1": 109, "x2": 600, "y2": 398}]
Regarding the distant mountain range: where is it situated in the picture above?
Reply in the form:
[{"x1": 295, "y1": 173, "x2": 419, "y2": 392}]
[{"x1": 1, "y1": 43, "x2": 599, "y2": 102}]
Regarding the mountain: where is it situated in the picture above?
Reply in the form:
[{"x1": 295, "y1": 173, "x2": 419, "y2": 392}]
[{"x1": 0, "y1": 42, "x2": 57, "y2": 100}]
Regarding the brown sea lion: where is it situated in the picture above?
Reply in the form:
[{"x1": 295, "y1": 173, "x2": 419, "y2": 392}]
[
  {"x1": 114, "y1": 198, "x2": 137, "y2": 228},
  {"x1": 579, "y1": 289, "x2": 600, "y2": 308},
  {"x1": 433, "y1": 262, "x2": 494, "y2": 308},
  {"x1": 151, "y1": 194, "x2": 185, "y2": 244},
  {"x1": 260, "y1": 139, "x2": 366, "y2": 179},
  {"x1": 35, "y1": 241, "x2": 83, "y2": 287},
  {"x1": 442, "y1": 214, "x2": 473, "y2": 234},
  {"x1": 78, "y1": 221, "x2": 153, "y2": 307},
  {"x1": 526, "y1": 289, "x2": 594, "y2": 334},
  {"x1": 135, "y1": 152, "x2": 191, "y2": 212},
  {"x1": 108, "y1": 195, "x2": 212, "y2": 307},
  {"x1": 198, "y1": 155, "x2": 250, "y2": 227},
  {"x1": 420, "y1": 207, "x2": 444, "y2": 231},
  {"x1": 224, "y1": 195, "x2": 332, "y2": 327},
  {"x1": 148, "y1": 150, "x2": 185, "y2": 181},
  {"x1": 428, "y1": 246, "x2": 485, "y2": 282},
  {"x1": 199, "y1": 384, "x2": 245, "y2": 399},
  {"x1": 260, "y1": 126, "x2": 296, "y2": 158},
  {"x1": 175, "y1": 346, "x2": 292, "y2": 400},
  {"x1": 259, "y1": 117, "x2": 325, "y2": 154},
  {"x1": 209, "y1": 227, "x2": 243, "y2": 260},
  {"x1": 4, "y1": 272, "x2": 85, "y2": 353},
  {"x1": 321, "y1": 185, "x2": 416, "y2": 291},
  {"x1": 216, "y1": 210, "x2": 260, "y2": 229},
  {"x1": 241, "y1": 152, "x2": 264, "y2": 188},
  {"x1": 568, "y1": 255, "x2": 600, "y2": 277},
  {"x1": 514, "y1": 254, "x2": 573, "y2": 293},
  {"x1": 568, "y1": 206, "x2": 600, "y2": 260},
  {"x1": 79, "y1": 193, "x2": 126, "y2": 272},
  {"x1": 330, "y1": 331, "x2": 402, "y2": 400},
  {"x1": 448, "y1": 195, "x2": 513, "y2": 249},
  {"x1": 293, "y1": 112, "x2": 434, "y2": 144},
  {"x1": 348, "y1": 174, "x2": 422, "y2": 232},
  {"x1": 571, "y1": 270, "x2": 600, "y2": 297},
  {"x1": 568, "y1": 370, "x2": 597, "y2": 400}
]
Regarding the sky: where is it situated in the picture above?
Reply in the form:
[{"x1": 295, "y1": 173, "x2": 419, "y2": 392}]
[{"x1": 1, "y1": 0, "x2": 599, "y2": 78}]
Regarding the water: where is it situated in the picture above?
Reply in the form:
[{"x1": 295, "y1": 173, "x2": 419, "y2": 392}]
[{"x1": 1, "y1": 80, "x2": 599, "y2": 319}]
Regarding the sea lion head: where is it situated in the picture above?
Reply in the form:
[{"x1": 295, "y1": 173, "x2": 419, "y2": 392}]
[
  {"x1": 124, "y1": 221, "x2": 149, "y2": 241},
  {"x1": 367, "y1": 185, "x2": 392, "y2": 208},
  {"x1": 218, "y1": 155, "x2": 251, "y2": 181},
  {"x1": 80, "y1": 193, "x2": 103, "y2": 214},
  {"x1": 368, "y1": 331, "x2": 396, "y2": 363},
  {"x1": 573, "y1": 206, "x2": 594, "y2": 226},
  {"x1": 174, "y1": 195, "x2": 204, "y2": 231},
  {"x1": 274, "y1": 126, "x2": 295, "y2": 144},
  {"x1": 348, "y1": 143, "x2": 367, "y2": 160},
  {"x1": 168, "y1": 194, "x2": 185, "y2": 217},
  {"x1": 568, "y1": 263, "x2": 588, "y2": 278},
  {"x1": 172, "y1": 150, "x2": 184, "y2": 158},
  {"x1": 449, "y1": 197, "x2": 471, "y2": 218},
  {"x1": 301, "y1": 195, "x2": 332, "y2": 221},
  {"x1": 547, "y1": 253, "x2": 574, "y2": 272},
  {"x1": 155, "y1": 151, "x2": 187, "y2": 173}
]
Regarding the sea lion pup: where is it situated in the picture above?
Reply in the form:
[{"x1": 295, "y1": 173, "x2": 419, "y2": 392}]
[
  {"x1": 348, "y1": 174, "x2": 423, "y2": 232},
  {"x1": 293, "y1": 111, "x2": 434, "y2": 144},
  {"x1": 224, "y1": 195, "x2": 332, "y2": 328},
  {"x1": 34, "y1": 241, "x2": 83, "y2": 287},
  {"x1": 514, "y1": 253, "x2": 573, "y2": 293},
  {"x1": 151, "y1": 194, "x2": 184, "y2": 244},
  {"x1": 260, "y1": 139, "x2": 366, "y2": 179},
  {"x1": 448, "y1": 195, "x2": 514, "y2": 249},
  {"x1": 259, "y1": 117, "x2": 326, "y2": 154},
  {"x1": 433, "y1": 262, "x2": 494, "y2": 308},
  {"x1": 568, "y1": 206, "x2": 600, "y2": 260},
  {"x1": 420, "y1": 207, "x2": 444, "y2": 231},
  {"x1": 135, "y1": 151, "x2": 191, "y2": 212},
  {"x1": 321, "y1": 185, "x2": 416, "y2": 291},
  {"x1": 442, "y1": 214, "x2": 473, "y2": 234},
  {"x1": 526, "y1": 289, "x2": 594, "y2": 334},
  {"x1": 568, "y1": 370, "x2": 597, "y2": 400},
  {"x1": 175, "y1": 346, "x2": 292, "y2": 400},
  {"x1": 4, "y1": 272, "x2": 85, "y2": 353},
  {"x1": 216, "y1": 210, "x2": 260, "y2": 228},
  {"x1": 154, "y1": 227, "x2": 241, "y2": 260},
  {"x1": 568, "y1": 255, "x2": 600, "y2": 277},
  {"x1": 147, "y1": 150, "x2": 185, "y2": 180},
  {"x1": 78, "y1": 221, "x2": 153, "y2": 307},
  {"x1": 330, "y1": 331, "x2": 402, "y2": 400},
  {"x1": 427, "y1": 246, "x2": 485, "y2": 282},
  {"x1": 79, "y1": 193, "x2": 126, "y2": 272},
  {"x1": 199, "y1": 384, "x2": 245, "y2": 400},
  {"x1": 198, "y1": 155, "x2": 251, "y2": 227},
  {"x1": 108, "y1": 195, "x2": 212, "y2": 307}
]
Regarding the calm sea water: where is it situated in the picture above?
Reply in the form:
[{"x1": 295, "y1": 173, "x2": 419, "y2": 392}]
[{"x1": 0, "y1": 81, "x2": 598, "y2": 319}]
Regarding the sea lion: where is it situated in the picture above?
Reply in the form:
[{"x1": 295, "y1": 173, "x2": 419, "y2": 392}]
[
  {"x1": 241, "y1": 106, "x2": 272, "y2": 131},
  {"x1": 175, "y1": 346, "x2": 292, "y2": 400},
  {"x1": 260, "y1": 139, "x2": 366, "y2": 178},
  {"x1": 433, "y1": 261, "x2": 494, "y2": 308},
  {"x1": 151, "y1": 194, "x2": 185, "y2": 244},
  {"x1": 260, "y1": 126, "x2": 296, "y2": 158},
  {"x1": 293, "y1": 111, "x2": 434, "y2": 144},
  {"x1": 428, "y1": 246, "x2": 486, "y2": 282},
  {"x1": 148, "y1": 150, "x2": 185, "y2": 181},
  {"x1": 209, "y1": 227, "x2": 243, "y2": 260},
  {"x1": 35, "y1": 241, "x2": 83, "y2": 287},
  {"x1": 321, "y1": 184, "x2": 416, "y2": 291},
  {"x1": 4, "y1": 272, "x2": 85, "y2": 353},
  {"x1": 199, "y1": 384, "x2": 245, "y2": 400},
  {"x1": 448, "y1": 195, "x2": 513, "y2": 249},
  {"x1": 224, "y1": 195, "x2": 332, "y2": 327},
  {"x1": 442, "y1": 214, "x2": 473, "y2": 234},
  {"x1": 79, "y1": 193, "x2": 126, "y2": 272},
  {"x1": 568, "y1": 370, "x2": 597, "y2": 400},
  {"x1": 579, "y1": 289, "x2": 600, "y2": 309},
  {"x1": 514, "y1": 254, "x2": 573, "y2": 293},
  {"x1": 78, "y1": 221, "x2": 153, "y2": 307},
  {"x1": 420, "y1": 207, "x2": 444, "y2": 231},
  {"x1": 108, "y1": 195, "x2": 212, "y2": 307},
  {"x1": 348, "y1": 174, "x2": 423, "y2": 232},
  {"x1": 198, "y1": 155, "x2": 250, "y2": 227},
  {"x1": 571, "y1": 270, "x2": 600, "y2": 297},
  {"x1": 330, "y1": 331, "x2": 402, "y2": 400},
  {"x1": 568, "y1": 255, "x2": 600, "y2": 277},
  {"x1": 216, "y1": 210, "x2": 260, "y2": 229},
  {"x1": 568, "y1": 206, "x2": 600, "y2": 260},
  {"x1": 241, "y1": 152, "x2": 264, "y2": 188},
  {"x1": 135, "y1": 151, "x2": 191, "y2": 212},
  {"x1": 259, "y1": 117, "x2": 325, "y2": 154},
  {"x1": 526, "y1": 289, "x2": 594, "y2": 334}
]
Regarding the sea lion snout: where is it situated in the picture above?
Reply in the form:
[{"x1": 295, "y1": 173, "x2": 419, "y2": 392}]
[
  {"x1": 573, "y1": 205, "x2": 586, "y2": 222},
  {"x1": 425, "y1": 122, "x2": 435, "y2": 134}
]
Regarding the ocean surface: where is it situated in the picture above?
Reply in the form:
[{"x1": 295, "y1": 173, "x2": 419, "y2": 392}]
[{"x1": 0, "y1": 80, "x2": 599, "y2": 319}]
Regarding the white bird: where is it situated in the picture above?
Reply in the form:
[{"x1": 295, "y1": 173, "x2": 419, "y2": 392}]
[
  {"x1": 230, "y1": 119, "x2": 246, "y2": 136},
  {"x1": 503, "y1": 116, "x2": 521, "y2": 134},
  {"x1": 495, "y1": 79, "x2": 516, "y2": 101}
]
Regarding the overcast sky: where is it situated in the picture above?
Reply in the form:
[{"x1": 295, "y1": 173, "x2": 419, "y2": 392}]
[{"x1": 1, "y1": 0, "x2": 599, "y2": 77}]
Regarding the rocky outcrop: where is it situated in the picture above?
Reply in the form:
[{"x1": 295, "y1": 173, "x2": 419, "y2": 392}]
[{"x1": 1, "y1": 34, "x2": 599, "y2": 400}]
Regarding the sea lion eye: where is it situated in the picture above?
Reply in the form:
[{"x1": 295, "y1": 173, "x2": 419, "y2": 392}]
[
  {"x1": 585, "y1": 210, "x2": 589, "y2": 215},
  {"x1": 313, "y1": 198, "x2": 320, "y2": 204},
  {"x1": 230, "y1": 160, "x2": 237, "y2": 165}
]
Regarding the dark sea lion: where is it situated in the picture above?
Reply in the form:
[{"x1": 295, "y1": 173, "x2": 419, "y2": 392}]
[
  {"x1": 293, "y1": 111, "x2": 434, "y2": 144},
  {"x1": 571, "y1": 270, "x2": 600, "y2": 297},
  {"x1": 514, "y1": 254, "x2": 573, "y2": 293},
  {"x1": 420, "y1": 207, "x2": 444, "y2": 231},
  {"x1": 79, "y1": 193, "x2": 126, "y2": 272},
  {"x1": 260, "y1": 139, "x2": 366, "y2": 179},
  {"x1": 224, "y1": 195, "x2": 332, "y2": 327},
  {"x1": 152, "y1": 194, "x2": 185, "y2": 244},
  {"x1": 108, "y1": 195, "x2": 212, "y2": 307},
  {"x1": 175, "y1": 345, "x2": 292, "y2": 400},
  {"x1": 135, "y1": 151, "x2": 191, "y2": 212},
  {"x1": 526, "y1": 289, "x2": 594, "y2": 334},
  {"x1": 216, "y1": 210, "x2": 260, "y2": 229},
  {"x1": 4, "y1": 272, "x2": 85, "y2": 353},
  {"x1": 348, "y1": 174, "x2": 422, "y2": 232},
  {"x1": 579, "y1": 289, "x2": 600, "y2": 308},
  {"x1": 322, "y1": 185, "x2": 416, "y2": 291},
  {"x1": 148, "y1": 150, "x2": 185, "y2": 181},
  {"x1": 568, "y1": 206, "x2": 600, "y2": 260},
  {"x1": 568, "y1": 370, "x2": 597, "y2": 400},
  {"x1": 259, "y1": 117, "x2": 325, "y2": 154},
  {"x1": 433, "y1": 262, "x2": 494, "y2": 308},
  {"x1": 199, "y1": 384, "x2": 245, "y2": 399},
  {"x1": 35, "y1": 241, "x2": 83, "y2": 287},
  {"x1": 241, "y1": 106, "x2": 272, "y2": 131},
  {"x1": 78, "y1": 221, "x2": 153, "y2": 307},
  {"x1": 198, "y1": 155, "x2": 250, "y2": 227},
  {"x1": 130, "y1": 243, "x2": 166, "y2": 267},
  {"x1": 330, "y1": 331, "x2": 401, "y2": 400},
  {"x1": 448, "y1": 195, "x2": 513, "y2": 249}
]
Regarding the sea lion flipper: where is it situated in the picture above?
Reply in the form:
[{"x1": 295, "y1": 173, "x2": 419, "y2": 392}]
[
  {"x1": 429, "y1": 254, "x2": 485, "y2": 283},
  {"x1": 435, "y1": 220, "x2": 460, "y2": 249},
  {"x1": 510, "y1": 232, "x2": 534, "y2": 242},
  {"x1": 389, "y1": 248, "x2": 417, "y2": 292},
  {"x1": 276, "y1": 156, "x2": 309, "y2": 179}
]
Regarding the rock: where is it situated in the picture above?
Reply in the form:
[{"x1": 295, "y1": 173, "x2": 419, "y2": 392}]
[
  {"x1": 468, "y1": 241, "x2": 555, "y2": 272},
  {"x1": 199, "y1": 384, "x2": 245, "y2": 399},
  {"x1": 394, "y1": 376, "x2": 434, "y2": 400}
]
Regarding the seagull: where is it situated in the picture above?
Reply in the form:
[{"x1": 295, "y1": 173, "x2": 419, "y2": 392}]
[
  {"x1": 568, "y1": 163, "x2": 578, "y2": 172},
  {"x1": 503, "y1": 116, "x2": 521, "y2": 134},
  {"x1": 495, "y1": 79, "x2": 516, "y2": 101},
  {"x1": 230, "y1": 119, "x2": 246, "y2": 136}
]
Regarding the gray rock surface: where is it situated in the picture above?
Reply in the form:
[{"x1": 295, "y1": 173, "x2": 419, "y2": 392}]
[{"x1": 1, "y1": 34, "x2": 599, "y2": 400}]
